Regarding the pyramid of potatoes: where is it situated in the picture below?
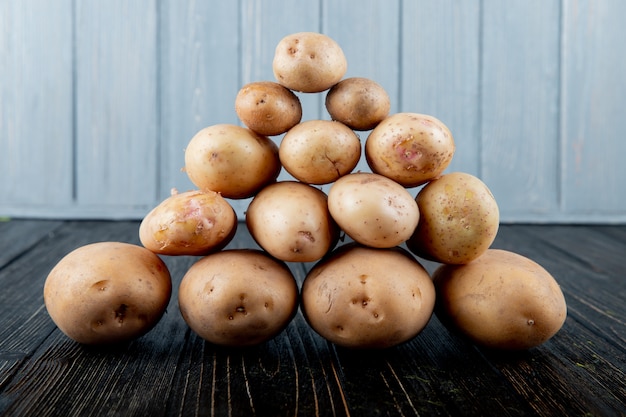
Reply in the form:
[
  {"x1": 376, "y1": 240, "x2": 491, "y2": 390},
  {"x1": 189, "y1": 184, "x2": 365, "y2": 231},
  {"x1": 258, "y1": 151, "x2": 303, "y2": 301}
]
[{"x1": 44, "y1": 32, "x2": 567, "y2": 352}]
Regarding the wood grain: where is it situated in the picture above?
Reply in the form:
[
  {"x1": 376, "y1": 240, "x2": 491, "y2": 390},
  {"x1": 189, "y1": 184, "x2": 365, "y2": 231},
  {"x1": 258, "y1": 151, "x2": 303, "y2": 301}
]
[
  {"x1": 480, "y1": 0, "x2": 561, "y2": 218},
  {"x1": 0, "y1": 0, "x2": 74, "y2": 208},
  {"x1": 74, "y1": 1, "x2": 159, "y2": 211},
  {"x1": 561, "y1": 0, "x2": 626, "y2": 214}
]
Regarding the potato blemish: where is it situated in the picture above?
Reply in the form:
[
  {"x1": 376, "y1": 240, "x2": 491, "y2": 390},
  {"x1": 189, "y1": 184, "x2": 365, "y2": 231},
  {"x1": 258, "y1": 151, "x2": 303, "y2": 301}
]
[
  {"x1": 298, "y1": 231, "x2": 315, "y2": 243},
  {"x1": 92, "y1": 280, "x2": 109, "y2": 292},
  {"x1": 115, "y1": 304, "x2": 128, "y2": 324}
]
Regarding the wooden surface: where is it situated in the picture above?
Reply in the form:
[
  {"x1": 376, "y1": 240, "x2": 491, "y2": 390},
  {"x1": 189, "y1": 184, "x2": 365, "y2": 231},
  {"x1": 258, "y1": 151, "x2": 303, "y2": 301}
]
[
  {"x1": 1, "y1": 219, "x2": 625, "y2": 417},
  {"x1": 2, "y1": 0, "x2": 626, "y2": 223}
]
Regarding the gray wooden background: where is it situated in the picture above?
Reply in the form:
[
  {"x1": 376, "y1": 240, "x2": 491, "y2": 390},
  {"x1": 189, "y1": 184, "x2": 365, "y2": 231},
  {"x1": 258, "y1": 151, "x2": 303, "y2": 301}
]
[{"x1": 1, "y1": 0, "x2": 625, "y2": 223}]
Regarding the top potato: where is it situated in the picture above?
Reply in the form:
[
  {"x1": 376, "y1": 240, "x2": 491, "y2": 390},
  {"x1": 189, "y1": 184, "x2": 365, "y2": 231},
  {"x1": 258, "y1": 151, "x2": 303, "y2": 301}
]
[{"x1": 273, "y1": 32, "x2": 347, "y2": 93}]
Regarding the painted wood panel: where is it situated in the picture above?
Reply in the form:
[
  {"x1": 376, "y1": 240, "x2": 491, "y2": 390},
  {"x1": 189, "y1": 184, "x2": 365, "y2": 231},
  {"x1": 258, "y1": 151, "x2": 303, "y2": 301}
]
[
  {"x1": 480, "y1": 0, "x2": 561, "y2": 220},
  {"x1": 561, "y1": 0, "x2": 626, "y2": 214},
  {"x1": 1, "y1": 0, "x2": 625, "y2": 223},
  {"x1": 0, "y1": 0, "x2": 73, "y2": 209},
  {"x1": 74, "y1": 1, "x2": 159, "y2": 212}
]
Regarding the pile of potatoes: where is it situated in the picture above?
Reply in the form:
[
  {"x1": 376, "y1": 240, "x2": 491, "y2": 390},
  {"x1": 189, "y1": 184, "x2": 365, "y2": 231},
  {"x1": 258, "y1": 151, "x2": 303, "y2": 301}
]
[{"x1": 44, "y1": 32, "x2": 567, "y2": 351}]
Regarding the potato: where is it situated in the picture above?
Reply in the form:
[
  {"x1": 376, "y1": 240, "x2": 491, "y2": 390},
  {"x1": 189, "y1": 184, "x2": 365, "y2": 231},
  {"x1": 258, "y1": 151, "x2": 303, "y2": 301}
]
[
  {"x1": 407, "y1": 172, "x2": 499, "y2": 264},
  {"x1": 246, "y1": 181, "x2": 339, "y2": 262},
  {"x1": 44, "y1": 242, "x2": 172, "y2": 345},
  {"x1": 279, "y1": 120, "x2": 361, "y2": 185},
  {"x1": 272, "y1": 32, "x2": 347, "y2": 93},
  {"x1": 184, "y1": 124, "x2": 281, "y2": 199},
  {"x1": 365, "y1": 113, "x2": 455, "y2": 187},
  {"x1": 235, "y1": 81, "x2": 302, "y2": 136},
  {"x1": 433, "y1": 249, "x2": 567, "y2": 350},
  {"x1": 325, "y1": 77, "x2": 390, "y2": 131},
  {"x1": 139, "y1": 189, "x2": 237, "y2": 256},
  {"x1": 178, "y1": 249, "x2": 299, "y2": 347},
  {"x1": 327, "y1": 172, "x2": 419, "y2": 248},
  {"x1": 301, "y1": 244, "x2": 435, "y2": 349}
]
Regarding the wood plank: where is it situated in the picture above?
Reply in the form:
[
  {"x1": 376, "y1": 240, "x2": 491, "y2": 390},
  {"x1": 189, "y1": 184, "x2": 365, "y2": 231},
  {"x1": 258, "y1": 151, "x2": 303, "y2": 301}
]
[
  {"x1": 74, "y1": 1, "x2": 159, "y2": 211},
  {"x1": 523, "y1": 224, "x2": 626, "y2": 277},
  {"x1": 330, "y1": 323, "x2": 537, "y2": 416},
  {"x1": 561, "y1": 0, "x2": 626, "y2": 215},
  {"x1": 480, "y1": 0, "x2": 561, "y2": 220},
  {"x1": 159, "y1": 0, "x2": 240, "y2": 202},
  {"x1": 401, "y1": 0, "x2": 481, "y2": 178},
  {"x1": 1, "y1": 221, "x2": 626, "y2": 416},
  {"x1": 592, "y1": 225, "x2": 626, "y2": 246},
  {"x1": 0, "y1": 219, "x2": 63, "y2": 268},
  {"x1": 0, "y1": 0, "x2": 73, "y2": 212}
]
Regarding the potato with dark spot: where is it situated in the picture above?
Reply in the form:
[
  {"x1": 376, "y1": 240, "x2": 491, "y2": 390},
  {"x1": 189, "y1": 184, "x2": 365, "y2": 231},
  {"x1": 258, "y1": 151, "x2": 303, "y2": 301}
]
[
  {"x1": 272, "y1": 32, "x2": 347, "y2": 93},
  {"x1": 327, "y1": 172, "x2": 419, "y2": 248},
  {"x1": 184, "y1": 124, "x2": 281, "y2": 199},
  {"x1": 325, "y1": 77, "x2": 390, "y2": 131},
  {"x1": 235, "y1": 81, "x2": 302, "y2": 136},
  {"x1": 44, "y1": 242, "x2": 172, "y2": 345},
  {"x1": 301, "y1": 244, "x2": 435, "y2": 349},
  {"x1": 279, "y1": 119, "x2": 361, "y2": 185},
  {"x1": 139, "y1": 189, "x2": 237, "y2": 256},
  {"x1": 178, "y1": 249, "x2": 299, "y2": 347},
  {"x1": 407, "y1": 172, "x2": 499, "y2": 264},
  {"x1": 433, "y1": 249, "x2": 567, "y2": 350},
  {"x1": 365, "y1": 113, "x2": 455, "y2": 187},
  {"x1": 246, "y1": 181, "x2": 339, "y2": 263}
]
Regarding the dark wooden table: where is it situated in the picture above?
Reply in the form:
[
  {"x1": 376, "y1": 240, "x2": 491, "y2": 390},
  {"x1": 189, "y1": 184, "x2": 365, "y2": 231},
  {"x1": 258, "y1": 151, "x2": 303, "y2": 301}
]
[{"x1": 1, "y1": 219, "x2": 625, "y2": 417}]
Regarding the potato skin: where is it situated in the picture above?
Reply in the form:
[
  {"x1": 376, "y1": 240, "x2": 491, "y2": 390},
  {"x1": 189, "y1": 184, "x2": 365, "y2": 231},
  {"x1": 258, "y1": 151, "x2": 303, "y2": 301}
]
[
  {"x1": 279, "y1": 119, "x2": 361, "y2": 185},
  {"x1": 139, "y1": 189, "x2": 237, "y2": 256},
  {"x1": 184, "y1": 124, "x2": 281, "y2": 199},
  {"x1": 178, "y1": 249, "x2": 299, "y2": 347},
  {"x1": 44, "y1": 242, "x2": 172, "y2": 345},
  {"x1": 365, "y1": 113, "x2": 455, "y2": 187},
  {"x1": 325, "y1": 77, "x2": 390, "y2": 131},
  {"x1": 327, "y1": 172, "x2": 419, "y2": 248},
  {"x1": 235, "y1": 81, "x2": 302, "y2": 136},
  {"x1": 246, "y1": 181, "x2": 339, "y2": 263},
  {"x1": 301, "y1": 244, "x2": 435, "y2": 349},
  {"x1": 433, "y1": 249, "x2": 567, "y2": 350},
  {"x1": 272, "y1": 32, "x2": 347, "y2": 93},
  {"x1": 407, "y1": 172, "x2": 499, "y2": 264}
]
